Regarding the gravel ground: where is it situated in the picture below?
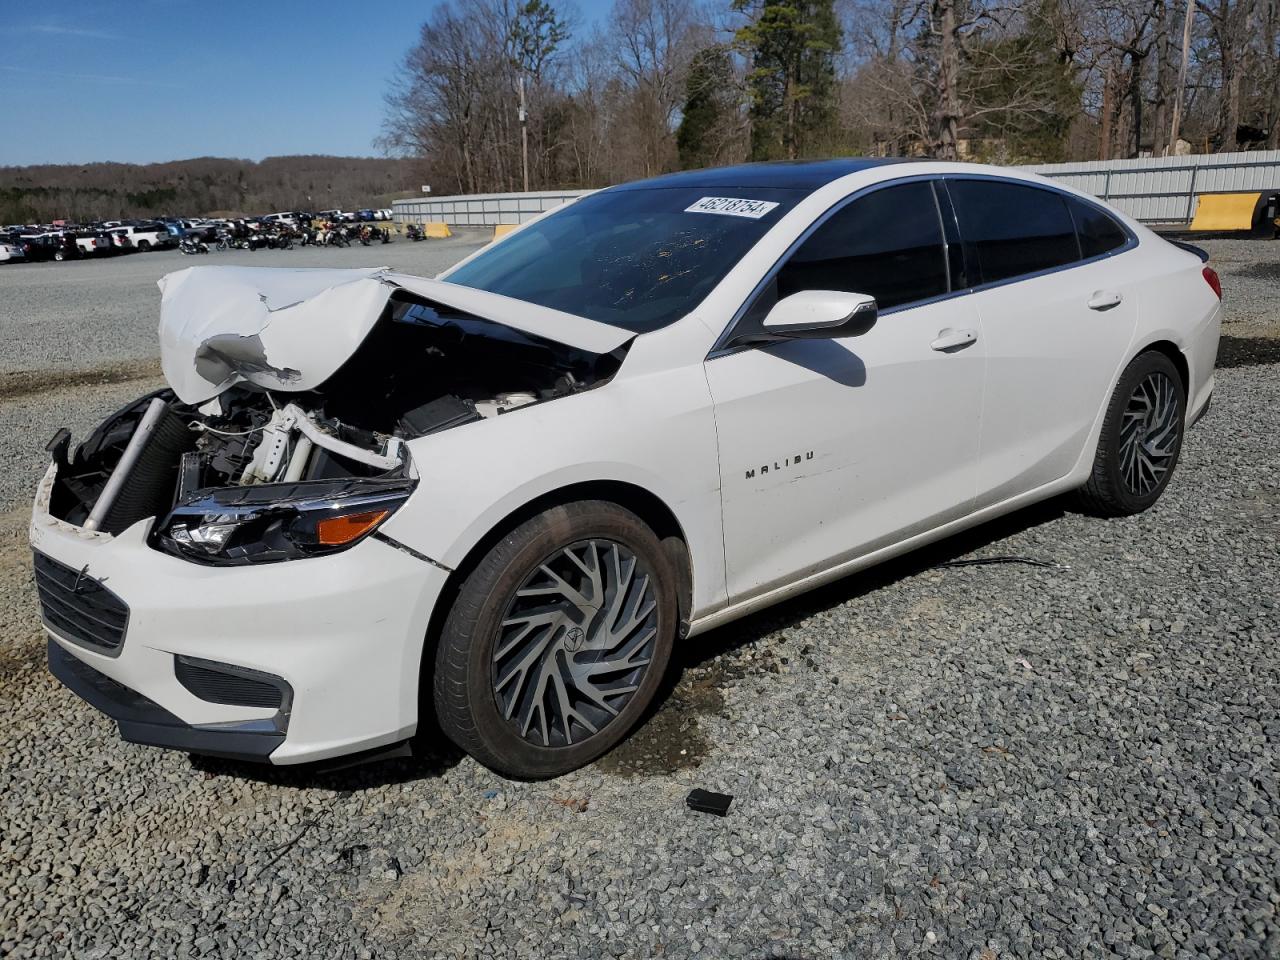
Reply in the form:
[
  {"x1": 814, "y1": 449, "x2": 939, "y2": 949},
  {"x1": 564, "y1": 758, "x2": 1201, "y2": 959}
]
[{"x1": 0, "y1": 238, "x2": 1277, "y2": 959}]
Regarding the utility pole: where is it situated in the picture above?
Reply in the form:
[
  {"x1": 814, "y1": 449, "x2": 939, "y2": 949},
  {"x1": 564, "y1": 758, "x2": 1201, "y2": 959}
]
[
  {"x1": 519, "y1": 75, "x2": 529, "y2": 193},
  {"x1": 1169, "y1": 0, "x2": 1196, "y2": 153}
]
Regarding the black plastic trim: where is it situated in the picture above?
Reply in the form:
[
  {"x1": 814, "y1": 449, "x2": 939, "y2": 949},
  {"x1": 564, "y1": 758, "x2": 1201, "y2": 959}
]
[
  {"x1": 48, "y1": 640, "x2": 284, "y2": 763},
  {"x1": 1189, "y1": 392, "x2": 1212, "y2": 428},
  {"x1": 1168, "y1": 239, "x2": 1210, "y2": 262},
  {"x1": 32, "y1": 551, "x2": 130, "y2": 658},
  {"x1": 175, "y1": 655, "x2": 291, "y2": 712},
  {"x1": 371, "y1": 531, "x2": 452, "y2": 571}
]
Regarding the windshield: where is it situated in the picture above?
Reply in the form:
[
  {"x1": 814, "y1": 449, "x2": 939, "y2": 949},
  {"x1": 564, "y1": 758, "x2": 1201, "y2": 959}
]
[{"x1": 444, "y1": 186, "x2": 798, "y2": 333}]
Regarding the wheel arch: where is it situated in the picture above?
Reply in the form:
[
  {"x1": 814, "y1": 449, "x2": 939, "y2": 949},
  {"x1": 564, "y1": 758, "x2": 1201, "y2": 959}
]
[
  {"x1": 1135, "y1": 338, "x2": 1190, "y2": 395},
  {"x1": 1066, "y1": 334, "x2": 1196, "y2": 494},
  {"x1": 414, "y1": 480, "x2": 694, "y2": 720}
]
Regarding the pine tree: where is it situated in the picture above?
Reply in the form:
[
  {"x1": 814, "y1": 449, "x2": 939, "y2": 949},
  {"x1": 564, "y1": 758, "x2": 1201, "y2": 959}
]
[
  {"x1": 509, "y1": 0, "x2": 569, "y2": 80},
  {"x1": 732, "y1": 0, "x2": 842, "y2": 160},
  {"x1": 961, "y1": 0, "x2": 1081, "y2": 162},
  {"x1": 676, "y1": 45, "x2": 738, "y2": 169}
]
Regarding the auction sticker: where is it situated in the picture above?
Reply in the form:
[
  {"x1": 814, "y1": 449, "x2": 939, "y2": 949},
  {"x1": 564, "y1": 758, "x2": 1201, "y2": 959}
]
[{"x1": 684, "y1": 196, "x2": 780, "y2": 219}]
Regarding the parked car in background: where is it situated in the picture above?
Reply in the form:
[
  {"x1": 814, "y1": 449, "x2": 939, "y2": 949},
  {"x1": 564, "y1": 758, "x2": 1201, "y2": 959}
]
[
  {"x1": 75, "y1": 231, "x2": 118, "y2": 257},
  {"x1": 109, "y1": 223, "x2": 175, "y2": 252},
  {"x1": 187, "y1": 221, "x2": 220, "y2": 241},
  {"x1": 0, "y1": 240, "x2": 26, "y2": 262},
  {"x1": 103, "y1": 231, "x2": 134, "y2": 252},
  {"x1": 15, "y1": 234, "x2": 60, "y2": 261}
]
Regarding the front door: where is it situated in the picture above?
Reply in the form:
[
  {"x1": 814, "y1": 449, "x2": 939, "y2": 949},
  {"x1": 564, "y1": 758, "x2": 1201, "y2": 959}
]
[{"x1": 706, "y1": 180, "x2": 987, "y2": 603}]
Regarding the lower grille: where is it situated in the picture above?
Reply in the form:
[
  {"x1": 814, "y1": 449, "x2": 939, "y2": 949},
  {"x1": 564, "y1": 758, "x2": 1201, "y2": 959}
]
[
  {"x1": 175, "y1": 656, "x2": 287, "y2": 710},
  {"x1": 33, "y1": 552, "x2": 129, "y2": 655}
]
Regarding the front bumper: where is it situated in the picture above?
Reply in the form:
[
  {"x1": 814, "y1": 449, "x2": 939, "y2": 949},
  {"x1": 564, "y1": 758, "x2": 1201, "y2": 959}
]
[
  {"x1": 31, "y1": 463, "x2": 450, "y2": 765},
  {"x1": 48, "y1": 639, "x2": 286, "y2": 761}
]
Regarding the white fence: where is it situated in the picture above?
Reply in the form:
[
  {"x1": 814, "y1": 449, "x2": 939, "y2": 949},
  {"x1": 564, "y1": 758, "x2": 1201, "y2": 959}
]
[
  {"x1": 393, "y1": 151, "x2": 1280, "y2": 227},
  {"x1": 393, "y1": 189, "x2": 590, "y2": 227},
  {"x1": 1024, "y1": 150, "x2": 1280, "y2": 223}
]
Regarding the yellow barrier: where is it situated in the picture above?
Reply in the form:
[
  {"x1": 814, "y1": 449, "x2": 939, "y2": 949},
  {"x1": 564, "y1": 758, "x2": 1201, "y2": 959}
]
[
  {"x1": 422, "y1": 222, "x2": 452, "y2": 239},
  {"x1": 493, "y1": 223, "x2": 518, "y2": 239},
  {"x1": 1189, "y1": 193, "x2": 1261, "y2": 232}
]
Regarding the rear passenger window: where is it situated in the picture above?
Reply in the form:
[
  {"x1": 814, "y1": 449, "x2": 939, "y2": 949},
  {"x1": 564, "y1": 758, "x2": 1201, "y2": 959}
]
[
  {"x1": 777, "y1": 181, "x2": 949, "y2": 310},
  {"x1": 1066, "y1": 197, "x2": 1128, "y2": 258},
  {"x1": 948, "y1": 180, "x2": 1080, "y2": 284}
]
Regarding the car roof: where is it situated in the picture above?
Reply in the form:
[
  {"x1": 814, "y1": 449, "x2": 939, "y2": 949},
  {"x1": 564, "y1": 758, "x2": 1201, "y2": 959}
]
[{"x1": 608, "y1": 157, "x2": 917, "y2": 194}]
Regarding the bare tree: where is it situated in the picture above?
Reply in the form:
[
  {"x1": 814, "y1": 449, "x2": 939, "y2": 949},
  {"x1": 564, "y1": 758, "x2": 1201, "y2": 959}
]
[
  {"x1": 843, "y1": 0, "x2": 1080, "y2": 160},
  {"x1": 611, "y1": 0, "x2": 708, "y2": 177},
  {"x1": 365, "y1": 0, "x2": 1268, "y2": 190}
]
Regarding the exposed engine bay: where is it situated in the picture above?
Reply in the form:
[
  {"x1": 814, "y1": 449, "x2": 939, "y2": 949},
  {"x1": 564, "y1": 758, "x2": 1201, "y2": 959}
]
[{"x1": 45, "y1": 289, "x2": 626, "y2": 562}]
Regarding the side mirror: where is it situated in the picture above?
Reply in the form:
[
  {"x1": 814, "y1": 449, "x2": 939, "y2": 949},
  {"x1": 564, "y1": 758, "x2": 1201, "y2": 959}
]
[{"x1": 761, "y1": 290, "x2": 878, "y2": 340}]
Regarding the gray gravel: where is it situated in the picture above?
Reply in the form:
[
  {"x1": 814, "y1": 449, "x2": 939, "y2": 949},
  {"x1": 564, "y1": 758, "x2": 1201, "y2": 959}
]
[
  {"x1": 0, "y1": 234, "x2": 489, "y2": 377},
  {"x1": 0, "y1": 238, "x2": 1277, "y2": 958}
]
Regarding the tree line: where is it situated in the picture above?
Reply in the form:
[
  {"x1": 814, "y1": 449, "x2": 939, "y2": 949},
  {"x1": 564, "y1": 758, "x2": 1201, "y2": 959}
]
[
  {"x1": 380, "y1": 0, "x2": 1280, "y2": 194},
  {"x1": 0, "y1": 156, "x2": 418, "y2": 225}
]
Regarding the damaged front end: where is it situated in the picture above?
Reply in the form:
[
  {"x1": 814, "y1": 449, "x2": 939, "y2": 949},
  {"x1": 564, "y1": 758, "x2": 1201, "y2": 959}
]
[{"x1": 41, "y1": 266, "x2": 632, "y2": 565}]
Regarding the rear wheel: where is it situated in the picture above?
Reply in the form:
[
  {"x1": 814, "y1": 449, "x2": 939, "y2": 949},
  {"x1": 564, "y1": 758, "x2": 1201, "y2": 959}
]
[
  {"x1": 1077, "y1": 350, "x2": 1185, "y2": 516},
  {"x1": 433, "y1": 501, "x2": 677, "y2": 779}
]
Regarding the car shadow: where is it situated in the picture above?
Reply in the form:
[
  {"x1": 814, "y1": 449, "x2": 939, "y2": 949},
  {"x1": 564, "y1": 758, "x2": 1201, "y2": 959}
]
[
  {"x1": 763, "y1": 337, "x2": 868, "y2": 387},
  {"x1": 602, "y1": 495, "x2": 1073, "y2": 779},
  {"x1": 678, "y1": 495, "x2": 1069, "y2": 673}
]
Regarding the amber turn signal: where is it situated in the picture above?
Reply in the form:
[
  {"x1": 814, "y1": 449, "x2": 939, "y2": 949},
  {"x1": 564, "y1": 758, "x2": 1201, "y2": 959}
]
[{"x1": 315, "y1": 509, "x2": 390, "y2": 546}]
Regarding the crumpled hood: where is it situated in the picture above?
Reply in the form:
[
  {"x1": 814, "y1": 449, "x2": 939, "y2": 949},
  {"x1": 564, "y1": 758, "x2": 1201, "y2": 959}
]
[{"x1": 157, "y1": 265, "x2": 634, "y2": 404}]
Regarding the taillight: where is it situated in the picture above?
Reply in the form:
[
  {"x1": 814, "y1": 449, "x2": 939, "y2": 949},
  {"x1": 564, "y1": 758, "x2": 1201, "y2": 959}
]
[{"x1": 1202, "y1": 266, "x2": 1222, "y2": 300}]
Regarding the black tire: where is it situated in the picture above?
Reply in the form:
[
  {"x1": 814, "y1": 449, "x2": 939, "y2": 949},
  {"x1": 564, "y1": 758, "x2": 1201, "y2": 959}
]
[
  {"x1": 54, "y1": 250, "x2": 65, "y2": 261},
  {"x1": 1077, "y1": 350, "x2": 1186, "y2": 517},
  {"x1": 137, "y1": 240, "x2": 151, "y2": 252},
  {"x1": 433, "y1": 500, "x2": 678, "y2": 779}
]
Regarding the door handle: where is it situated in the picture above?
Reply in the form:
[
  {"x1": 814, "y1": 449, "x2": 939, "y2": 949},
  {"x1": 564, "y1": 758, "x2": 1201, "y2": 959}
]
[
  {"x1": 1088, "y1": 290, "x2": 1124, "y2": 311},
  {"x1": 930, "y1": 328, "x2": 979, "y2": 352}
]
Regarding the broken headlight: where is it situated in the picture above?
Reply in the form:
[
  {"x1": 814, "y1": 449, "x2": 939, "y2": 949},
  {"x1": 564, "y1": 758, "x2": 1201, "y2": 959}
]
[{"x1": 154, "y1": 478, "x2": 416, "y2": 565}]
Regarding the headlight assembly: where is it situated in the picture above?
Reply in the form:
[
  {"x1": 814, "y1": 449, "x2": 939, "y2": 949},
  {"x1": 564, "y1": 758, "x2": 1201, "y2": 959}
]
[{"x1": 154, "y1": 478, "x2": 415, "y2": 565}]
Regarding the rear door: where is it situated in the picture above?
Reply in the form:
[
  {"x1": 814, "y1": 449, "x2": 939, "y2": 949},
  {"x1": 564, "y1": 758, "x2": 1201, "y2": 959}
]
[
  {"x1": 944, "y1": 179, "x2": 1140, "y2": 506},
  {"x1": 706, "y1": 179, "x2": 986, "y2": 601}
]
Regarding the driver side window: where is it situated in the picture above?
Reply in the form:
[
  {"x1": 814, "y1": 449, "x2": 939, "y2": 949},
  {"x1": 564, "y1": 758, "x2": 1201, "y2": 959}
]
[
  {"x1": 740, "y1": 180, "x2": 951, "y2": 330},
  {"x1": 779, "y1": 180, "x2": 949, "y2": 309}
]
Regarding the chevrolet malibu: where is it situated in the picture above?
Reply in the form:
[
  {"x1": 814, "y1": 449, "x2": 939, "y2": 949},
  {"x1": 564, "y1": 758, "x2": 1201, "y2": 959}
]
[{"x1": 31, "y1": 160, "x2": 1222, "y2": 778}]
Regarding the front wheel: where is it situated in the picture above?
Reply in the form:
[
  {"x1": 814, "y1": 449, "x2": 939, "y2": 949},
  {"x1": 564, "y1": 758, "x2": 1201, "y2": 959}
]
[
  {"x1": 1077, "y1": 350, "x2": 1185, "y2": 516},
  {"x1": 433, "y1": 501, "x2": 678, "y2": 779}
]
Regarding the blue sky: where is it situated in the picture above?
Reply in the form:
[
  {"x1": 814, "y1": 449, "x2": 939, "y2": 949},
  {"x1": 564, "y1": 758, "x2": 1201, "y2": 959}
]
[{"x1": 0, "y1": 0, "x2": 609, "y2": 167}]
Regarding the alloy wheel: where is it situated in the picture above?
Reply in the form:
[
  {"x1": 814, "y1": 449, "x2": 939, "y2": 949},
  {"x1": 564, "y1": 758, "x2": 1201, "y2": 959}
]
[
  {"x1": 1118, "y1": 371, "x2": 1180, "y2": 496},
  {"x1": 492, "y1": 539, "x2": 658, "y2": 749}
]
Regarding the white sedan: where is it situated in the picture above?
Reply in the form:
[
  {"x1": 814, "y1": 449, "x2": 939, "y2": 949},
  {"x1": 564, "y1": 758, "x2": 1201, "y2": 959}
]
[
  {"x1": 0, "y1": 240, "x2": 26, "y2": 262},
  {"x1": 31, "y1": 160, "x2": 1222, "y2": 777}
]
